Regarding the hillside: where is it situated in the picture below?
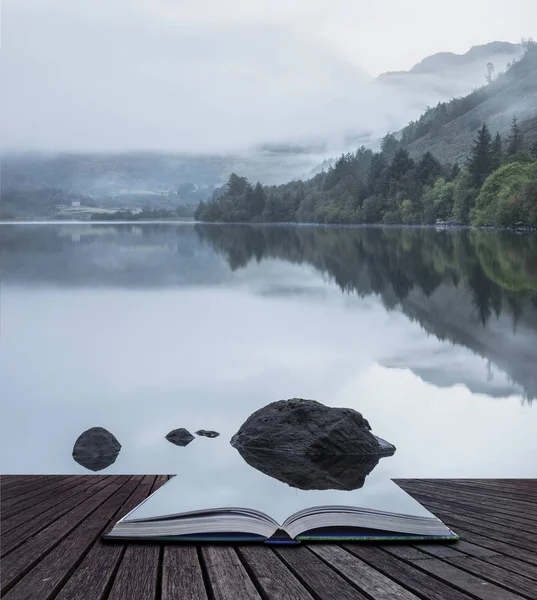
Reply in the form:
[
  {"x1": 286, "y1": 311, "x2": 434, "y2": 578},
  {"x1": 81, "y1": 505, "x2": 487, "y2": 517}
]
[
  {"x1": 400, "y1": 43, "x2": 537, "y2": 162},
  {"x1": 378, "y1": 42, "x2": 524, "y2": 116}
]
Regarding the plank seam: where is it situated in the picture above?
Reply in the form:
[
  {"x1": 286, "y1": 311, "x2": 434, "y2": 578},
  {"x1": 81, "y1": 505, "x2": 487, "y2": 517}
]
[
  {"x1": 196, "y1": 545, "x2": 216, "y2": 600},
  {"x1": 235, "y1": 546, "x2": 272, "y2": 600}
]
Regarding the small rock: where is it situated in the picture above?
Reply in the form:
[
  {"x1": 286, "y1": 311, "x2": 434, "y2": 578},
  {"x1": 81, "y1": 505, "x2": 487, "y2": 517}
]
[
  {"x1": 166, "y1": 428, "x2": 195, "y2": 446},
  {"x1": 72, "y1": 427, "x2": 121, "y2": 472},
  {"x1": 195, "y1": 430, "x2": 220, "y2": 438}
]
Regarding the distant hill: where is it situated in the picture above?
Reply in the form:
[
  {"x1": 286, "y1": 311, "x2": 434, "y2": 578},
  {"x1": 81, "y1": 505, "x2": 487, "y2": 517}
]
[
  {"x1": 398, "y1": 43, "x2": 537, "y2": 163},
  {"x1": 378, "y1": 42, "x2": 523, "y2": 102}
]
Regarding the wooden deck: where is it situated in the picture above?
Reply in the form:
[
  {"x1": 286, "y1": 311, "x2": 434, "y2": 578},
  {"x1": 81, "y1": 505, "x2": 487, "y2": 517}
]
[{"x1": 1, "y1": 477, "x2": 536, "y2": 600}]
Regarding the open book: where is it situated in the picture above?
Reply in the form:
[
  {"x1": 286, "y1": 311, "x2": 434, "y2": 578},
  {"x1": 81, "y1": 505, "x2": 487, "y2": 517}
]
[{"x1": 104, "y1": 444, "x2": 458, "y2": 543}]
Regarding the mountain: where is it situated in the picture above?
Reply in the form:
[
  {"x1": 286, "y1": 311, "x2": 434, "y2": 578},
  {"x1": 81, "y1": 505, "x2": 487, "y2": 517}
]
[
  {"x1": 399, "y1": 43, "x2": 537, "y2": 163},
  {"x1": 378, "y1": 42, "x2": 524, "y2": 103}
]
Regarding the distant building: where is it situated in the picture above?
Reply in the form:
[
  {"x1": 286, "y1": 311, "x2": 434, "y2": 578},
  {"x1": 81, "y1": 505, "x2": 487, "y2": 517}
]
[
  {"x1": 71, "y1": 200, "x2": 81, "y2": 208},
  {"x1": 130, "y1": 208, "x2": 143, "y2": 215}
]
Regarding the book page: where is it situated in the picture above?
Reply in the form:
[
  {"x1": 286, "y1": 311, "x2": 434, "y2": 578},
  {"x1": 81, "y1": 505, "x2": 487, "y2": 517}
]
[{"x1": 121, "y1": 438, "x2": 435, "y2": 525}]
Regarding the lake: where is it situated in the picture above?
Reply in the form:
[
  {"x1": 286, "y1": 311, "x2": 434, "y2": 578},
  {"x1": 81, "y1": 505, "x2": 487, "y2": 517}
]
[{"x1": 1, "y1": 223, "x2": 537, "y2": 478}]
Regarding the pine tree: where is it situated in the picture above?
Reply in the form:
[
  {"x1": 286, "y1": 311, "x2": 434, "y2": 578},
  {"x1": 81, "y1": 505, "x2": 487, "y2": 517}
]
[
  {"x1": 251, "y1": 182, "x2": 266, "y2": 218},
  {"x1": 367, "y1": 153, "x2": 387, "y2": 196},
  {"x1": 194, "y1": 201, "x2": 206, "y2": 221},
  {"x1": 491, "y1": 132, "x2": 503, "y2": 170},
  {"x1": 467, "y1": 123, "x2": 493, "y2": 187},
  {"x1": 418, "y1": 151, "x2": 442, "y2": 185},
  {"x1": 507, "y1": 116, "x2": 524, "y2": 158},
  {"x1": 450, "y1": 162, "x2": 461, "y2": 180},
  {"x1": 381, "y1": 133, "x2": 399, "y2": 162}
]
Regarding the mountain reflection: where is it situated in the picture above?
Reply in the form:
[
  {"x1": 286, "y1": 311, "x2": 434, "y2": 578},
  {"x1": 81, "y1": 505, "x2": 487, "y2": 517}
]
[
  {"x1": 2, "y1": 223, "x2": 536, "y2": 400},
  {"x1": 195, "y1": 225, "x2": 537, "y2": 401}
]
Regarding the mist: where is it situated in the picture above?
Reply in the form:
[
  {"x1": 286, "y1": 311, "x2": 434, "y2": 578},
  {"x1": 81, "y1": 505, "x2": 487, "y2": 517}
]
[{"x1": 2, "y1": 0, "x2": 536, "y2": 157}]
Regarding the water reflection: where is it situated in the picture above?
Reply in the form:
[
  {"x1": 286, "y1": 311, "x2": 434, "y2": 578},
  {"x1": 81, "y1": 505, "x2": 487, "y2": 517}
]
[
  {"x1": 1, "y1": 223, "x2": 537, "y2": 476},
  {"x1": 196, "y1": 225, "x2": 537, "y2": 402},
  {"x1": 233, "y1": 449, "x2": 394, "y2": 491}
]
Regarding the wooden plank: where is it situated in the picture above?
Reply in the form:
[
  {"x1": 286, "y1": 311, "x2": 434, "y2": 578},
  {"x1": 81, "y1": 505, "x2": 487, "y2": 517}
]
[
  {"x1": 401, "y1": 479, "x2": 537, "y2": 493},
  {"x1": 162, "y1": 546, "x2": 208, "y2": 600},
  {"x1": 2, "y1": 476, "x2": 143, "y2": 600},
  {"x1": 414, "y1": 508, "x2": 537, "y2": 553},
  {"x1": 0, "y1": 477, "x2": 132, "y2": 593},
  {"x1": 1, "y1": 475, "x2": 111, "y2": 536},
  {"x1": 484, "y1": 555, "x2": 537, "y2": 583},
  {"x1": 446, "y1": 526, "x2": 537, "y2": 567},
  {"x1": 345, "y1": 545, "x2": 475, "y2": 600},
  {"x1": 422, "y1": 480, "x2": 537, "y2": 499},
  {"x1": 310, "y1": 544, "x2": 420, "y2": 600},
  {"x1": 399, "y1": 481, "x2": 537, "y2": 513},
  {"x1": 447, "y1": 557, "x2": 537, "y2": 598},
  {"x1": 1, "y1": 476, "x2": 91, "y2": 518},
  {"x1": 106, "y1": 477, "x2": 164, "y2": 600},
  {"x1": 0, "y1": 475, "x2": 50, "y2": 491},
  {"x1": 397, "y1": 482, "x2": 537, "y2": 521},
  {"x1": 447, "y1": 541, "x2": 500, "y2": 558},
  {"x1": 201, "y1": 546, "x2": 262, "y2": 600},
  {"x1": 0, "y1": 475, "x2": 68, "y2": 498},
  {"x1": 413, "y1": 558, "x2": 528, "y2": 600},
  {"x1": 402, "y1": 486, "x2": 537, "y2": 528},
  {"x1": 54, "y1": 476, "x2": 167, "y2": 600},
  {"x1": 1, "y1": 476, "x2": 121, "y2": 557},
  {"x1": 107, "y1": 545, "x2": 160, "y2": 600},
  {"x1": 275, "y1": 546, "x2": 369, "y2": 600},
  {"x1": 375, "y1": 545, "x2": 426, "y2": 560},
  {"x1": 407, "y1": 495, "x2": 537, "y2": 535},
  {"x1": 237, "y1": 545, "x2": 315, "y2": 600},
  {"x1": 1, "y1": 476, "x2": 81, "y2": 509}
]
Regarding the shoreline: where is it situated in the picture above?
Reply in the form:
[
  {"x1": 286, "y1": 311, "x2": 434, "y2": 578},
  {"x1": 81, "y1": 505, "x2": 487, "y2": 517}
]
[{"x1": 1, "y1": 219, "x2": 536, "y2": 233}]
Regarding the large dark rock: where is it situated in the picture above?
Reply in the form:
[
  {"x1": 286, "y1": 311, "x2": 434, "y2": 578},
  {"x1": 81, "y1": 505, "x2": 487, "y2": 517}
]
[
  {"x1": 166, "y1": 428, "x2": 195, "y2": 447},
  {"x1": 230, "y1": 398, "x2": 395, "y2": 457},
  {"x1": 72, "y1": 427, "x2": 121, "y2": 472},
  {"x1": 195, "y1": 430, "x2": 220, "y2": 438},
  {"x1": 234, "y1": 447, "x2": 389, "y2": 490}
]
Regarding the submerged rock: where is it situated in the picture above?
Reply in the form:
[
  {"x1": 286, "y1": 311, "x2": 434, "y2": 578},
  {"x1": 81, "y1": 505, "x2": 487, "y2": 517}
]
[
  {"x1": 166, "y1": 428, "x2": 195, "y2": 447},
  {"x1": 195, "y1": 430, "x2": 220, "y2": 438},
  {"x1": 230, "y1": 398, "x2": 395, "y2": 457},
  {"x1": 72, "y1": 427, "x2": 121, "y2": 472}
]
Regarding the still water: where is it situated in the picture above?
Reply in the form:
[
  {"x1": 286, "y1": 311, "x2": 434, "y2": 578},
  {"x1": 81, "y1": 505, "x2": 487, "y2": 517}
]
[{"x1": 1, "y1": 223, "x2": 536, "y2": 477}]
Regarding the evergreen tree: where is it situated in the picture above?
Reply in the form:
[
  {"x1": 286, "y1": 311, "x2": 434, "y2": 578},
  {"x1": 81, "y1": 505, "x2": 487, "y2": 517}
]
[
  {"x1": 507, "y1": 116, "x2": 524, "y2": 158},
  {"x1": 367, "y1": 153, "x2": 387, "y2": 196},
  {"x1": 418, "y1": 151, "x2": 443, "y2": 185},
  {"x1": 450, "y1": 162, "x2": 461, "y2": 180},
  {"x1": 194, "y1": 200, "x2": 206, "y2": 221},
  {"x1": 467, "y1": 123, "x2": 493, "y2": 187},
  {"x1": 381, "y1": 133, "x2": 399, "y2": 161},
  {"x1": 491, "y1": 132, "x2": 503, "y2": 170},
  {"x1": 389, "y1": 149, "x2": 415, "y2": 184},
  {"x1": 531, "y1": 140, "x2": 537, "y2": 159},
  {"x1": 251, "y1": 182, "x2": 266, "y2": 218}
]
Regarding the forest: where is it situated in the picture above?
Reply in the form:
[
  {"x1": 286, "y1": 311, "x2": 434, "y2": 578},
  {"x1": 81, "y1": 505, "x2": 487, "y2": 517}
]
[
  {"x1": 197, "y1": 43, "x2": 537, "y2": 228},
  {"x1": 196, "y1": 120, "x2": 537, "y2": 228}
]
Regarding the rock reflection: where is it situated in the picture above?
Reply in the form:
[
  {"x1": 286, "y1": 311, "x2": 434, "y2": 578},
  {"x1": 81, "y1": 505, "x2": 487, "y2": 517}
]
[{"x1": 233, "y1": 447, "x2": 395, "y2": 491}]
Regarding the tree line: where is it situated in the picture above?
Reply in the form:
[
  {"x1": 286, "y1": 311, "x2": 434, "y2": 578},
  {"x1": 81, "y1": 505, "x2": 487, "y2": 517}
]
[{"x1": 196, "y1": 117, "x2": 537, "y2": 228}]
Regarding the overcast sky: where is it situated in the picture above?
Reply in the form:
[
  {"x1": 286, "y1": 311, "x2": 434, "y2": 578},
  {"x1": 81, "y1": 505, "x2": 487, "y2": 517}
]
[{"x1": 1, "y1": 0, "x2": 536, "y2": 152}]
